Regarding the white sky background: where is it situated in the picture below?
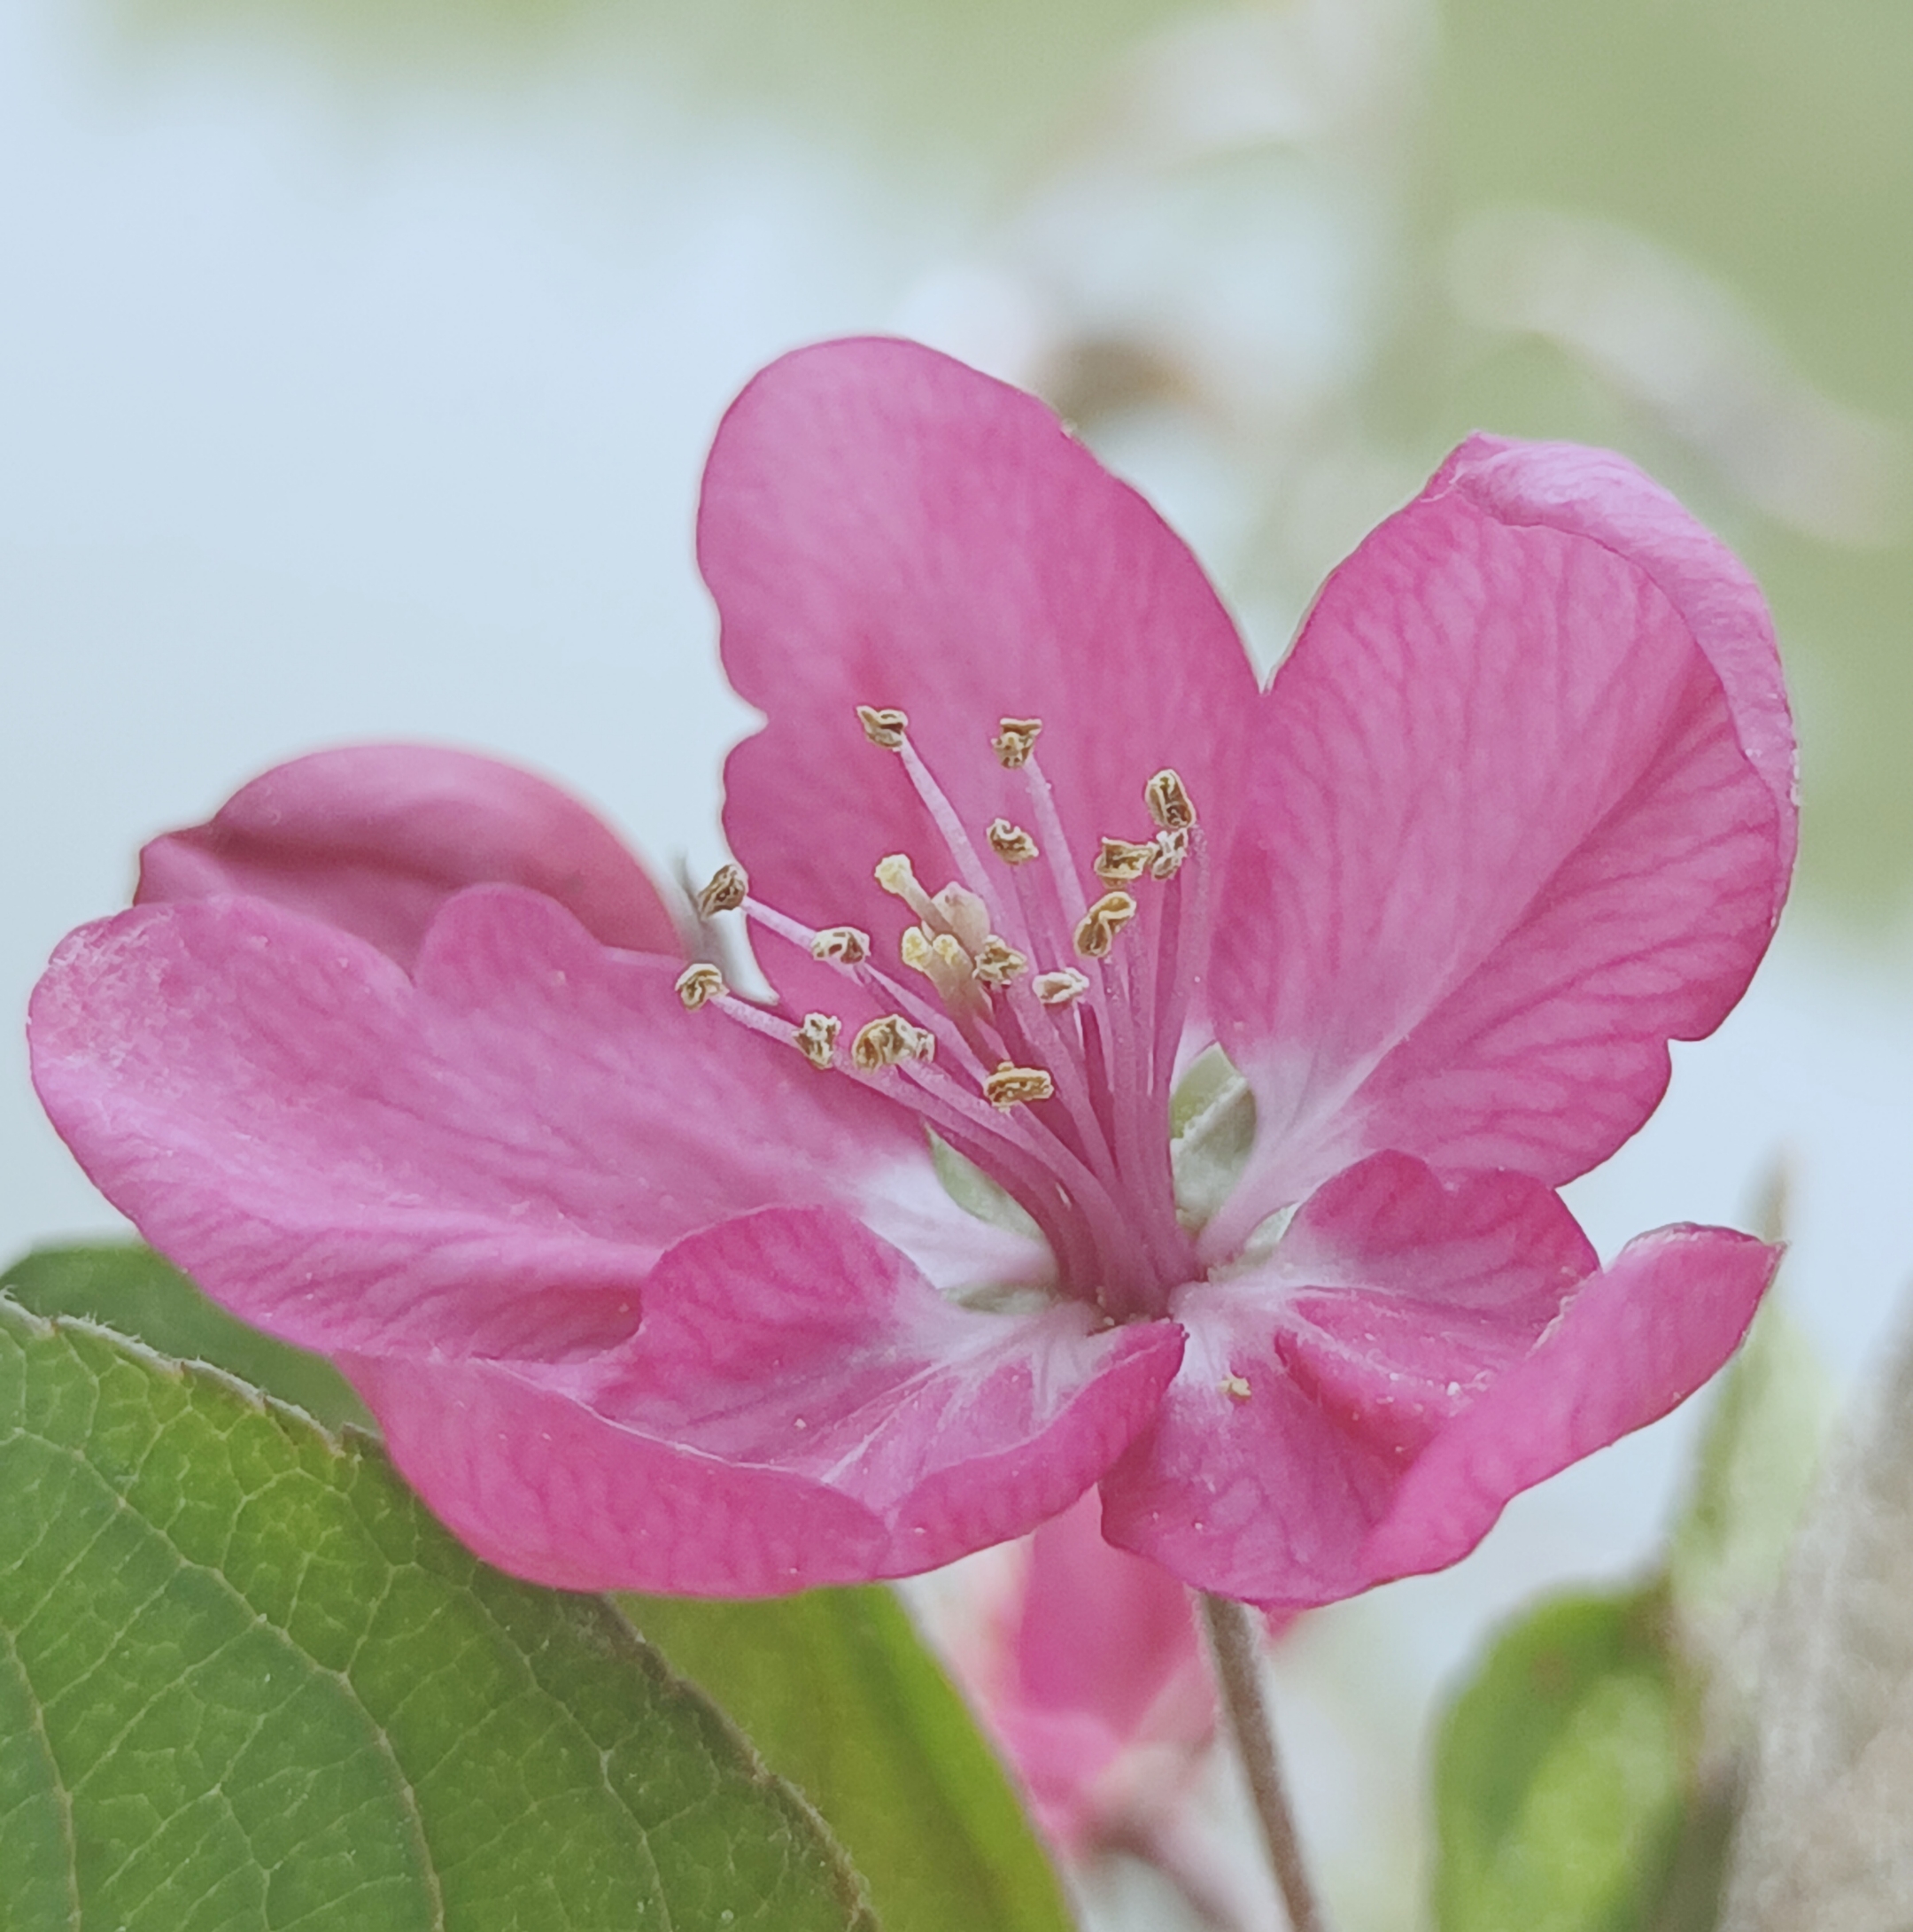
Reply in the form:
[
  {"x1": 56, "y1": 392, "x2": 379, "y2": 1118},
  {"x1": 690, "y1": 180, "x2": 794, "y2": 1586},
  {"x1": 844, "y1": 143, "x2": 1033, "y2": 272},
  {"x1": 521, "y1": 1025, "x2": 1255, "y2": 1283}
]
[{"x1": 6, "y1": 6, "x2": 1913, "y2": 1924}]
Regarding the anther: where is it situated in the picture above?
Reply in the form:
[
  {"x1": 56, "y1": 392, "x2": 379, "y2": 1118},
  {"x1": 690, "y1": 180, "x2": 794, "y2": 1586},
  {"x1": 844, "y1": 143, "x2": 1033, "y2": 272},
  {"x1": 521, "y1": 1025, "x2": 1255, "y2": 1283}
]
[
  {"x1": 1033, "y1": 967, "x2": 1090, "y2": 1007},
  {"x1": 794, "y1": 1013, "x2": 842, "y2": 1069},
  {"x1": 875, "y1": 854, "x2": 939, "y2": 925},
  {"x1": 851, "y1": 1014, "x2": 937, "y2": 1071},
  {"x1": 1073, "y1": 890, "x2": 1138, "y2": 958},
  {"x1": 1093, "y1": 836, "x2": 1156, "y2": 886},
  {"x1": 987, "y1": 819, "x2": 1039, "y2": 865},
  {"x1": 1220, "y1": 1374, "x2": 1253, "y2": 1402},
  {"x1": 810, "y1": 927, "x2": 871, "y2": 966},
  {"x1": 695, "y1": 862, "x2": 748, "y2": 918},
  {"x1": 972, "y1": 936, "x2": 1027, "y2": 987},
  {"x1": 1149, "y1": 826, "x2": 1189, "y2": 880},
  {"x1": 1145, "y1": 769, "x2": 1196, "y2": 833},
  {"x1": 675, "y1": 963, "x2": 726, "y2": 1010},
  {"x1": 984, "y1": 1061, "x2": 1055, "y2": 1109},
  {"x1": 856, "y1": 705, "x2": 910, "y2": 750},
  {"x1": 992, "y1": 718, "x2": 1043, "y2": 769}
]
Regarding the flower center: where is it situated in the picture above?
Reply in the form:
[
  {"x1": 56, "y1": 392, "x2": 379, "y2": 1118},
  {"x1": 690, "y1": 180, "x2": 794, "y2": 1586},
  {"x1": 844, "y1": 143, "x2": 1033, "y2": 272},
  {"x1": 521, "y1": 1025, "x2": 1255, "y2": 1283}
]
[{"x1": 679, "y1": 710, "x2": 1208, "y2": 1320}]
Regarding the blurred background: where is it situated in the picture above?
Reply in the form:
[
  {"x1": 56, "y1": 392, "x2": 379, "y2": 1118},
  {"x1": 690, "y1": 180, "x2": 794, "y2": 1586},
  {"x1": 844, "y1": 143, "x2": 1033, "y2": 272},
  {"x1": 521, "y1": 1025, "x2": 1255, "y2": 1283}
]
[{"x1": 4, "y1": 0, "x2": 1910, "y2": 1923}]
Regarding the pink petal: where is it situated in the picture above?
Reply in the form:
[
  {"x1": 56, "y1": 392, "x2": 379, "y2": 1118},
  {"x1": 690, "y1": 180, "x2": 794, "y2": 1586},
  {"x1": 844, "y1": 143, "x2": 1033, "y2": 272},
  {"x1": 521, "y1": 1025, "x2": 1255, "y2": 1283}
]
[
  {"x1": 1101, "y1": 1154, "x2": 1602, "y2": 1602},
  {"x1": 1103, "y1": 1195, "x2": 1774, "y2": 1607},
  {"x1": 698, "y1": 337, "x2": 1258, "y2": 981},
  {"x1": 1014, "y1": 1490, "x2": 1210, "y2": 1748},
  {"x1": 1207, "y1": 438, "x2": 1794, "y2": 1242},
  {"x1": 29, "y1": 886, "x2": 957, "y2": 1361},
  {"x1": 136, "y1": 743, "x2": 680, "y2": 968},
  {"x1": 1356, "y1": 1223, "x2": 1777, "y2": 1587},
  {"x1": 352, "y1": 1207, "x2": 1187, "y2": 1594}
]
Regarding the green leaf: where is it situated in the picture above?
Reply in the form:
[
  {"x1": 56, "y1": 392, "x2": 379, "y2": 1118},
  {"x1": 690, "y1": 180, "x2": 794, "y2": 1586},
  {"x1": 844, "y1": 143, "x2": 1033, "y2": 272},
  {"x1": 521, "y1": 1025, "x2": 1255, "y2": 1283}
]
[
  {"x1": 1666, "y1": 1291, "x2": 1831, "y2": 1737},
  {"x1": 1, "y1": 1241, "x2": 373, "y2": 1431},
  {"x1": 1433, "y1": 1590, "x2": 1685, "y2": 1932},
  {"x1": 623, "y1": 1587, "x2": 1073, "y2": 1932},
  {"x1": 0, "y1": 1293, "x2": 875, "y2": 1932}
]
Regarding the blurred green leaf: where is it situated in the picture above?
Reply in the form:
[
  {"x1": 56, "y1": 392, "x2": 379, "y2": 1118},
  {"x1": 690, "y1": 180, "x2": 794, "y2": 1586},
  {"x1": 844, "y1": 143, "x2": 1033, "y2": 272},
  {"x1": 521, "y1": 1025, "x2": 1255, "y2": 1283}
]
[
  {"x1": 0, "y1": 1292, "x2": 875, "y2": 1932},
  {"x1": 1433, "y1": 1590, "x2": 1685, "y2": 1932},
  {"x1": 624, "y1": 1587, "x2": 1073, "y2": 1932},
  {"x1": 1668, "y1": 1290, "x2": 1832, "y2": 1741},
  {"x1": 1, "y1": 1240, "x2": 372, "y2": 1430}
]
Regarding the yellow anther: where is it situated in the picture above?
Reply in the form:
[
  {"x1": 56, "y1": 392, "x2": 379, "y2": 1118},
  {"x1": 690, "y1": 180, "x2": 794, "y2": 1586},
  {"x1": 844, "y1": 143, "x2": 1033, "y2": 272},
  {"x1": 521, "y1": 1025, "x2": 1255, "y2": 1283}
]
[
  {"x1": 1145, "y1": 769, "x2": 1196, "y2": 833},
  {"x1": 1033, "y1": 967, "x2": 1090, "y2": 1008},
  {"x1": 794, "y1": 1013, "x2": 841, "y2": 1070},
  {"x1": 987, "y1": 819, "x2": 1039, "y2": 865},
  {"x1": 675, "y1": 963, "x2": 726, "y2": 1011},
  {"x1": 1093, "y1": 836, "x2": 1156, "y2": 886},
  {"x1": 1073, "y1": 890, "x2": 1138, "y2": 959},
  {"x1": 695, "y1": 862, "x2": 748, "y2": 918},
  {"x1": 856, "y1": 704, "x2": 910, "y2": 750},
  {"x1": 876, "y1": 853, "x2": 939, "y2": 925},
  {"x1": 901, "y1": 926, "x2": 933, "y2": 975},
  {"x1": 851, "y1": 1014, "x2": 937, "y2": 1071},
  {"x1": 810, "y1": 927, "x2": 871, "y2": 966},
  {"x1": 1149, "y1": 826, "x2": 1189, "y2": 880},
  {"x1": 992, "y1": 718, "x2": 1043, "y2": 769},
  {"x1": 1220, "y1": 1374, "x2": 1253, "y2": 1402},
  {"x1": 972, "y1": 936, "x2": 1027, "y2": 987},
  {"x1": 984, "y1": 1061, "x2": 1055, "y2": 1109}
]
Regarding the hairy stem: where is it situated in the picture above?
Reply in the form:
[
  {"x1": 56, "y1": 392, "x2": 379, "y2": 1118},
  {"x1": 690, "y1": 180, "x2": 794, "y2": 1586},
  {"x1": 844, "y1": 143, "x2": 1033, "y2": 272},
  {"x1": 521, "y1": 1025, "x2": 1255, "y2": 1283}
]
[{"x1": 1199, "y1": 1594, "x2": 1331, "y2": 1932}]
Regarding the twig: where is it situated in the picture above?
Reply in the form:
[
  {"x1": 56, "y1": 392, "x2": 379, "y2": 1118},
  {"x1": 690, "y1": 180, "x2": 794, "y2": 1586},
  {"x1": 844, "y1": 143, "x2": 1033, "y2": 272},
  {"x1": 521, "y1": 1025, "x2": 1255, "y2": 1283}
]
[{"x1": 1199, "y1": 1594, "x2": 1331, "y2": 1932}]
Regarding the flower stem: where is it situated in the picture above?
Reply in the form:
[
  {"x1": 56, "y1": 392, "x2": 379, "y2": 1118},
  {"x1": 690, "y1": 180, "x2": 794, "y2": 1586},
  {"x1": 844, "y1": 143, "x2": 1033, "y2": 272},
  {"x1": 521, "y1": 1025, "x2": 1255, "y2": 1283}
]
[{"x1": 1199, "y1": 1593, "x2": 1331, "y2": 1932}]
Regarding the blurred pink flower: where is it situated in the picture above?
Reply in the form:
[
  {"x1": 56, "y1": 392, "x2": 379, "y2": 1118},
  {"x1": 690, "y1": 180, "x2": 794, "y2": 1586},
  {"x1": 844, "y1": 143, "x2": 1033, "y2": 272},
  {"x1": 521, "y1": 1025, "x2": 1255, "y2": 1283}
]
[
  {"x1": 32, "y1": 338, "x2": 1794, "y2": 1608},
  {"x1": 949, "y1": 1492, "x2": 1218, "y2": 1860}
]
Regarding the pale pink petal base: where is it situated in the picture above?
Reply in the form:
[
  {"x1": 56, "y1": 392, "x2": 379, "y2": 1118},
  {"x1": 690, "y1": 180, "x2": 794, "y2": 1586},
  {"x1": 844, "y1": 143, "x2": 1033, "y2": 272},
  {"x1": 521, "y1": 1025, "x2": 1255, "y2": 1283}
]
[
  {"x1": 354, "y1": 1207, "x2": 1185, "y2": 1594},
  {"x1": 137, "y1": 743, "x2": 681, "y2": 966}
]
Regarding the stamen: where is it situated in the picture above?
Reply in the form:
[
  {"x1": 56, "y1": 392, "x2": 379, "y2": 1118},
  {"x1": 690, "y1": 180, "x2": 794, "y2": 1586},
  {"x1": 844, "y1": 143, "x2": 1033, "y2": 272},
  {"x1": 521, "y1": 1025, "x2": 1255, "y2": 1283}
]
[
  {"x1": 875, "y1": 854, "x2": 940, "y2": 926},
  {"x1": 1220, "y1": 1374, "x2": 1253, "y2": 1401},
  {"x1": 1145, "y1": 769, "x2": 1196, "y2": 833},
  {"x1": 810, "y1": 926, "x2": 871, "y2": 965},
  {"x1": 856, "y1": 704, "x2": 910, "y2": 750},
  {"x1": 1149, "y1": 826, "x2": 1189, "y2": 880},
  {"x1": 984, "y1": 1062, "x2": 1055, "y2": 1109},
  {"x1": 992, "y1": 717, "x2": 1042, "y2": 769},
  {"x1": 1073, "y1": 890, "x2": 1138, "y2": 958},
  {"x1": 1093, "y1": 836, "x2": 1157, "y2": 886},
  {"x1": 972, "y1": 936, "x2": 1027, "y2": 987},
  {"x1": 794, "y1": 1013, "x2": 842, "y2": 1069},
  {"x1": 1033, "y1": 967, "x2": 1090, "y2": 1007},
  {"x1": 852, "y1": 1014, "x2": 937, "y2": 1071},
  {"x1": 675, "y1": 962, "x2": 726, "y2": 1010},
  {"x1": 696, "y1": 862, "x2": 748, "y2": 918},
  {"x1": 987, "y1": 819, "x2": 1039, "y2": 865}
]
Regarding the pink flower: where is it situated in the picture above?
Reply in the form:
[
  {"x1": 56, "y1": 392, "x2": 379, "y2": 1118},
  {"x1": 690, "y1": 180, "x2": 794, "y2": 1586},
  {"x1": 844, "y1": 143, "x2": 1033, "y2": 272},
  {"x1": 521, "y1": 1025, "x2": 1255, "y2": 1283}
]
[
  {"x1": 941, "y1": 1492, "x2": 1219, "y2": 1860},
  {"x1": 30, "y1": 338, "x2": 1794, "y2": 1609}
]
